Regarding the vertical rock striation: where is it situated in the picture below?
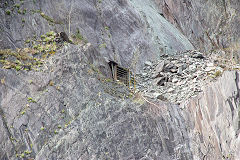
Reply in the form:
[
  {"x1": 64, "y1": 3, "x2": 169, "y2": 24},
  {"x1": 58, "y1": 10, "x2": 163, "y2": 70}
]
[
  {"x1": 181, "y1": 71, "x2": 240, "y2": 159},
  {"x1": 154, "y1": 0, "x2": 240, "y2": 57},
  {"x1": 0, "y1": 0, "x2": 194, "y2": 69}
]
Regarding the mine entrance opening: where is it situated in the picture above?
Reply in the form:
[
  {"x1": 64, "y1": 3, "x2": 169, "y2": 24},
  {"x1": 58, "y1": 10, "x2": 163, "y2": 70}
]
[{"x1": 108, "y1": 61, "x2": 135, "y2": 90}]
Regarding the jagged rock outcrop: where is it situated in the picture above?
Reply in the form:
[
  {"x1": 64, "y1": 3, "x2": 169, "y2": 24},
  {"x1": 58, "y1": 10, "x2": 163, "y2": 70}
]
[{"x1": 182, "y1": 71, "x2": 240, "y2": 159}]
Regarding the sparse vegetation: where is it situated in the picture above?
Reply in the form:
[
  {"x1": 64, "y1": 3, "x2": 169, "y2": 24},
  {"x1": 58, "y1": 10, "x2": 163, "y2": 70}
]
[
  {"x1": 214, "y1": 70, "x2": 222, "y2": 77},
  {"x1": 25, "y1": 39, "x2": 30, "y2": 43},
  {"x1": 6, "y1": 10, "x2": 11, "y2": 15},
  {"x1": 40, "y1": 12, "x2": 62, "y2": 24},
  {"x1": 1, "y1": 78, "x2": 5, "y2": 84},
  {"x1": 73, "y1": 28, "x2": 84, "y2": 41},
  {"x1": 24, "y1": 150, "x2": 32, "y2": 155},
  {"x1": 99, "y1": 43, "x2": 107, "y2": 49},
  {"x1": 0, "y1": 30, "x2": 64, "y2": 71},
  {"x1": 22, "y1": 8, "x2": 27, "y2": 14},
  {"x1": 49, "y1": 80, "x2": 54, "y2": 86},
  {"x1": 20, "y1": 110, "x2": 26, "y2": 115},
  {"x1": 71, "y1": 28, "x2": 88, "y2": 44},
  {"x1": 17, "y1": 9, "x2": 22, "y2": 14},
  {"x1": 28, "y1": 97, "x2": 36, "y2": 103},
  {"x1": 14, "y1": 4, "x2": 20, "y2": 9},
  {"x1": 20, "y1": 153, "x2": 25, "y2": 158}
]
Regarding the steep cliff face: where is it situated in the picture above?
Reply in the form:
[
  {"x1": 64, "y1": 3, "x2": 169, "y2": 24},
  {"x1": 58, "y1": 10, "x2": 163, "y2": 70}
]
[
  {"x1": 181, "y1": 71, "x2": 240, "y2": 159},
  {"x1": 0, "y1": 44, "x2": 239, "y2": 159},
  {"x1": 154, "y1": 0, "x2": 240, "y2": 57},
  {"x1": 0, "y1": 44, "x2": 194, "y2": 160},
  {"x1": 0, "y1": 0, "x2": 240, "y2": 160},
  {"x1": 0, "y1": 0, "x2": 193, "y2": 69}
]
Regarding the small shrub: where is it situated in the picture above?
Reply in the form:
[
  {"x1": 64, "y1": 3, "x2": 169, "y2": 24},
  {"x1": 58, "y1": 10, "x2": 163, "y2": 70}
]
[
  {"x1": 40, "y1": 35, "x2": 46, "y2": 39},
  {"x1": 6, "y1": 10, "x2": 11, "y2": 15},
  {"x1": 1, "y1": 78, "x2": 5, "y2": 84},
  {"x1": 99, "y1": 43, "x2": 107, "y2": 48},
  {"x1": 20, "y1": 153, "x2": 25, "y2": 158},
  {"x1": 25, "y1": 39, "x2": 30, "y2": 43},
  {"x1": 40, "y1": 12, "x2": 61, "y2": 24},
  {"x1": 24, "y1": 150, "x2": 32, "y2": 155},
  {"x1": 15, "y1": 65, "x2": 21, "y2": 71},
  {"x1": 49, "y1": 80, "x2": 54, "y2": 86},
  {"x1": 14, "y1": 4, "x2": 20, "y2": 9},
  {"x1": 22, "y1": 8, "x2": 27, "y2": 14},
  {"x1": 28, "y1": 97, "x2": 36, "y2": 103},
  {"x1": 46, "y1": 31, "x2": 55, "y2": 37},
  {"x1": 20, "y1": 110, "x2": 26, "y2": 115},
  {"x1": 214, "y1": 70, "x2": 222, "y2": 77},
  {"x1": 73, "y1": 28, "x2": 84, "y2": 41}
]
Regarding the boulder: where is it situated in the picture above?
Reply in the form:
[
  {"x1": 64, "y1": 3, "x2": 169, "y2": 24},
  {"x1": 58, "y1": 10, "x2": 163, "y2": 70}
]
[{"x1": 155, "y1": 60, "x2": 165, "y2": 73}]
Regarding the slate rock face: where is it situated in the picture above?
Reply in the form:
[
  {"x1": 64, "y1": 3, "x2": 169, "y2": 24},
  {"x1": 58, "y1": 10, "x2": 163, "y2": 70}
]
[
  {"x1": 181, "y1": 71, "x2": 240, "y2": 159},
  {"x1": 0, "y1": 44, "x2": 193, "y2": 160},
  {"x1": 0, "y1": 0, "x2": 193, "y2": 70},
  {"x1": 0, "y1": 0, "x2": 240, "y2": 159},
  {"x1": 0, "y1": 44, "x2": 239, "y2": 160},
  {"x1": 154, "y1": 0, "x2": 240, "y2": 58}
]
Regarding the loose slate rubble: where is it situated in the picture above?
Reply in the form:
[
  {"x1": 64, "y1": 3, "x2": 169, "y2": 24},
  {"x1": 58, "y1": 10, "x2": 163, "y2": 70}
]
[{"x1": 136, "y1": 50, "x2": 240, "y2": 104}]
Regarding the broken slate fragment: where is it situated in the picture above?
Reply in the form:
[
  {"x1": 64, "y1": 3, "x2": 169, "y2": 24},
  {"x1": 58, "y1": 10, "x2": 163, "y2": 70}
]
[
  {"x1": 155, "y1": 60, "x2": 165, "y2": 73},
  {"x1": 172, "y1": 78, "x2": 178, "y2": 83},
  {"x1": 145, "y1": 61, "x2": 152, "y2": 66},
  {"x1": 191, "y1": 52, "x2": 204, "y2": 59},
  {"x1": 154, "y1": 77, "x2": 168, "y2": 86}
]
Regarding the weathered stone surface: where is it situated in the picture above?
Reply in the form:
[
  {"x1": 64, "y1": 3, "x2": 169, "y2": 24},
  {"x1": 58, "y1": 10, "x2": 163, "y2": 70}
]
[
  {"x1": 154, "y1": 0, "x2": 240, "y2": 59},
  {"x1": 181, "y1": 71, "x2": 240, "y2": 159},
  {"x1": 0, "y1": 0, "x2": 194, "y2": 70},
  {"x1": 0, "y1": 0, "x2": 240, "y2": 159},
  {"x1": 155, "y1": 60, "x2": 165, "y2": 73},
  {"x1": 0, "y1": 44, "x2": 195, "y2": 160},
  {"x1": 0, "y1": 44, "x2": 240, "y2": 160}
]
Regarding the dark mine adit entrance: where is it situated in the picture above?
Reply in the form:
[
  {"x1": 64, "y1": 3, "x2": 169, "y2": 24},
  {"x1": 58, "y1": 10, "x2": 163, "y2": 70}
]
[{"x1": 109, "y1": 61, "x2": 135, "y2": 90}]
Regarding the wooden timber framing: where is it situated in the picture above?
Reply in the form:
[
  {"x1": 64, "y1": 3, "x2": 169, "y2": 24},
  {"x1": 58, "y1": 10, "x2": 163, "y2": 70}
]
[{"x1": 109, "y1": 61, "x2": 135, "y2": 90}]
